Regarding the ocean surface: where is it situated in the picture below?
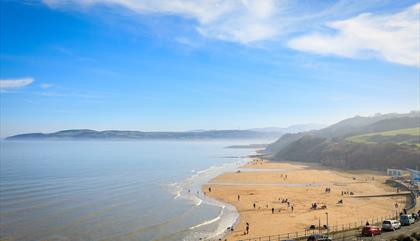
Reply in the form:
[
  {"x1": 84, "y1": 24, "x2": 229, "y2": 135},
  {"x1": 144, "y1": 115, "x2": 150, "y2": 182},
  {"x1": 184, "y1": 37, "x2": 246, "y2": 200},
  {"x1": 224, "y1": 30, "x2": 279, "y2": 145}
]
[{"x1": 0, "y1": 140, "x2": 257, "y2": 241}]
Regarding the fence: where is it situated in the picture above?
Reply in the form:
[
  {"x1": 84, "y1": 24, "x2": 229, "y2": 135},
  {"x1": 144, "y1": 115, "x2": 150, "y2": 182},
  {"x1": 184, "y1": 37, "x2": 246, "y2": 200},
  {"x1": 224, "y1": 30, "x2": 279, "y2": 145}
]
[{"x1": 236, "y1": 212, "x2": 399, "y2": 241}]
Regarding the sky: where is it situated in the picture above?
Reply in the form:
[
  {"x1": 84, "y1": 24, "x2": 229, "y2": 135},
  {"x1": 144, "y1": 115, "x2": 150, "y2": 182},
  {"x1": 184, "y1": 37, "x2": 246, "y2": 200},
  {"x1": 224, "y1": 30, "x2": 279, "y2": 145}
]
[{"x1": 0, "y1": 0, "x2": 419, "y2": 137}]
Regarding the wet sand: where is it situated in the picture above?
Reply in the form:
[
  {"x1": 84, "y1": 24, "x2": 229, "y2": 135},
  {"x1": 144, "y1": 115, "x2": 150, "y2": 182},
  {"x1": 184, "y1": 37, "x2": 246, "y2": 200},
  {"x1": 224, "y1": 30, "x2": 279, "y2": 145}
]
[{"x1": 203, "y1": 160, "x2": 406, "y2": 240}]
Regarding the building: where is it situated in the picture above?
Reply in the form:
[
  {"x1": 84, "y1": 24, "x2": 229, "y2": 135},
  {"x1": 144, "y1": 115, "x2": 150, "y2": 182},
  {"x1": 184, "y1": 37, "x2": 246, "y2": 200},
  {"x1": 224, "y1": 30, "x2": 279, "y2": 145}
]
[
  {"x1": 407, "y1": 168, "x2": 420, "y2": 187},
  {"x1": 387, "y1": 168, "x2": 407, "y2": 178}
]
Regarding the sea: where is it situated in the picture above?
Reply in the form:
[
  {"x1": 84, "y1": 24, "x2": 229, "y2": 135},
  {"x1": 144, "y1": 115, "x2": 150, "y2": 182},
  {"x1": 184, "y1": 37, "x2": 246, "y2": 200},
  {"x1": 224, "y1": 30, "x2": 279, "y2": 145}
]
[{"x1": 0, "y1": 140, "x2": 261, "y2": 241}]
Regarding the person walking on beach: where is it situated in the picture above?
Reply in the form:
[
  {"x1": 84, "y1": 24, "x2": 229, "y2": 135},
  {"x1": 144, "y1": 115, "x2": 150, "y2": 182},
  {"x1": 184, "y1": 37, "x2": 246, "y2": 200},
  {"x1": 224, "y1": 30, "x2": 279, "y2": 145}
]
[
  {"x1": 208, "y1": 187, "x2": 211, "y2": 192},
  {"x1": 237, "y1": 194, "x2": 240, "y2": 201},
  {"x1": 253, "y1": 203, "x2": 256, "y2": 209},
  {"x1": 272, "y1": 207, "x2": 274, "y2": 214},
  {"x1": 246, "y1": 222, "x2": 249, "y2": 234},
  {"x1": 291, "y1": 205, "x2": 294, "y2": 212}
]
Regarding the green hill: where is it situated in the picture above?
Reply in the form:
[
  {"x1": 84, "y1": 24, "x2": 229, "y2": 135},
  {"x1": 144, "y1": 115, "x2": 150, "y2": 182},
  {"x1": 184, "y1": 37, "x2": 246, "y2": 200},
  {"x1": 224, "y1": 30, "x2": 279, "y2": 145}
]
[
  {"x1": 267, "y1": 111, "x2": 420, "y2": 170},
  {"x1": 346, "y1": 128, "x2": 420, "y2": 147}
]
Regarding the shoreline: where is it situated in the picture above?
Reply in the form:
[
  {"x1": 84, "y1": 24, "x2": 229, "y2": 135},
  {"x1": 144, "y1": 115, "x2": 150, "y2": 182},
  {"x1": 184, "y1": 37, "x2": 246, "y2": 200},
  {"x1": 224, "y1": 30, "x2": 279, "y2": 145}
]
[{"x1": 202, "y1": 159, "x2": 407, "y2": 241}]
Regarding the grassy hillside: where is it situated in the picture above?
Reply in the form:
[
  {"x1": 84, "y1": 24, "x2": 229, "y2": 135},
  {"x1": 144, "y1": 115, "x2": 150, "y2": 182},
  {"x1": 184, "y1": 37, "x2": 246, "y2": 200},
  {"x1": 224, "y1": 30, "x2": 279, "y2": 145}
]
[
  {"x1": 272, "y1": 135, "x2": 420, "y2": 170},
  {"x1": 267, "y1": 112, "x2": 420, "y2": 170},
  {"x1": 347, "y1": 127, "x2": 420, "y2": 147}
]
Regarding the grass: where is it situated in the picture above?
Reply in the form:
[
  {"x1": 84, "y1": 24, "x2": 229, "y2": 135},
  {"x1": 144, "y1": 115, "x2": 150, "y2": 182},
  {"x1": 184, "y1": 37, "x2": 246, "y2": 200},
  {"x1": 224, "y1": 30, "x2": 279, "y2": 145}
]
[{"x1": 346, "y1": 127, "x2": 420, "y2": 147}]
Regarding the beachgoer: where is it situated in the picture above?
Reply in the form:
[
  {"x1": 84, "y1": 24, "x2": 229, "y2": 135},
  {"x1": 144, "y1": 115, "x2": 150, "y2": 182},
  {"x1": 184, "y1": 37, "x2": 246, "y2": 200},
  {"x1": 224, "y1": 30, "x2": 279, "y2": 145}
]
[
  {"x1": 238, "y1": 195, "x2": 240, "y2": 201},
  {"x1": 272, "y1": 208, "x2": 274, "y2": 214},
  {"x1": 209, "y1": 187, "x2": 211, "y2": 192},
  {"x1": 291, "y1": 205, "x2": 294, "y2": 212},
  {"x1": 253, "y1": 203, "x2": 256, "y2": 209}
]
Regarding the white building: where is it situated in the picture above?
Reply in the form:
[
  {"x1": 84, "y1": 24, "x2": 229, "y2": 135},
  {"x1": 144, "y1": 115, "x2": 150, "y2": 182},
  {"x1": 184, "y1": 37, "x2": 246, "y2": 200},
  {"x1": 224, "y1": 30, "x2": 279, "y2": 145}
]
[
  {"x1": 387, "y1": 168, "x2": 407, "y2": 177},
  {"x1": 407, "y1": 168, "x2": 420, "y2": 187}
]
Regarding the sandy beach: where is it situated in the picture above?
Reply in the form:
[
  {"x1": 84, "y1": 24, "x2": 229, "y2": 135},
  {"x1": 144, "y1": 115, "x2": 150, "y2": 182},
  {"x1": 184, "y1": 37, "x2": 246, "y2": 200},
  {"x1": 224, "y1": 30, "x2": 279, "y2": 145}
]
[{"x1": 203, "y1": 160, "x2": 407, "y2": 241}]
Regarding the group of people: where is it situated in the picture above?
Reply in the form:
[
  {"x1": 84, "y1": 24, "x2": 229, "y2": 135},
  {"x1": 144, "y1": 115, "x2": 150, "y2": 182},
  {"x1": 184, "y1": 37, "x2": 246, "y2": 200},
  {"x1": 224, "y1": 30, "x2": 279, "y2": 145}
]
[
  {"x1": 341, "y1": 190, "x2": 354, "y2": 195},
  {"x1": 310, "y1": 202, "x2": 327, "y2": 210},
  {"x1": 280, "y1": 173, "x2": 288, "y2": 180},
  {"x1": 249, "y1": 159, "x2": 264, "y2": 165},
  {"x1": 325, "y1": 187, "x2": 331, "y2": 193},
  {"x1": 250, "y1": 197, "x2": 294, "y2": 214}
]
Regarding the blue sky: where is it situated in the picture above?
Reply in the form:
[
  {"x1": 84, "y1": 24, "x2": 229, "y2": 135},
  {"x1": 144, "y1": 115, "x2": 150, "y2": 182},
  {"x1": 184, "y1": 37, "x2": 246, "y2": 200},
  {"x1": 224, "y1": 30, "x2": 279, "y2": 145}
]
[{"x1": 0, "y1": 0, "x2": 419, "y2": 137}]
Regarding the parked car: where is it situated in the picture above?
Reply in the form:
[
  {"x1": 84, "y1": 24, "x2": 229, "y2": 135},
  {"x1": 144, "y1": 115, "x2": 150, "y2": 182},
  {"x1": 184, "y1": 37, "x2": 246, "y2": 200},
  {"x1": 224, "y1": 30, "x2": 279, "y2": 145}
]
[
  {"x1": 400, "y1": 214, "x2": 415, "y2": 225},
  {"x1": 307, "y1": 234, "x2": 332, "y2": 241},
  {"x1": 381, "y1": 220, "x2": 401, "y2": 231},
  {"x1": 362, "y1": 226, "x2": 381, "y2": 236}
]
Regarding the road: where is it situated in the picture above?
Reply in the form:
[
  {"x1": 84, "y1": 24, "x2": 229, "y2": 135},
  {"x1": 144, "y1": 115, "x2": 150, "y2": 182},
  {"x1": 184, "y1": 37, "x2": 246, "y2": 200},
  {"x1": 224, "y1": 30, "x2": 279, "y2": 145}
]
[{"x1": 332, "y1": 221, "x2": 420, "y2": 241}]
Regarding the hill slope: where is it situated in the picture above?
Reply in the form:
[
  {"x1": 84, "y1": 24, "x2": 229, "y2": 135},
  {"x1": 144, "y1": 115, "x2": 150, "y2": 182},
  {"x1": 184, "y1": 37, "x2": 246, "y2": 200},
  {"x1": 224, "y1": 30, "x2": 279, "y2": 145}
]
[
  {"x1": 347, "y1": 128, "x2": 420, "y2": 147},
  {"x1": 267, "y1": 111, "x2": 420, "y2": 170}
]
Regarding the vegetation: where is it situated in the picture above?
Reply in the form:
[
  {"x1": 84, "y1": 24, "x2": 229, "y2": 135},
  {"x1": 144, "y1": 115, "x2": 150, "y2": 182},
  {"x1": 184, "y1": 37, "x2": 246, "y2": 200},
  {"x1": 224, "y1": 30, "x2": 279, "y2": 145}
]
[
  {"x1": 346, "y1": 128, "x2": 420, "y2": 147},
  {"x1": 267, "y1": 112, "x2": 420, "y2": 170}
]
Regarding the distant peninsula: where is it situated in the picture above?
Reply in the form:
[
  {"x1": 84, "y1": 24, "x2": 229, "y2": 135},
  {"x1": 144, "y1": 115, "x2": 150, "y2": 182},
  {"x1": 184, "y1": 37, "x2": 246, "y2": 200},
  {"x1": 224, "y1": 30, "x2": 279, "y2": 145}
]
[
  {"x1": 6, "y1": 124, "x2": 327, "y2": 141},
  {"x1": 6, "y1": 129, "x2": 285, "y2": 141}
]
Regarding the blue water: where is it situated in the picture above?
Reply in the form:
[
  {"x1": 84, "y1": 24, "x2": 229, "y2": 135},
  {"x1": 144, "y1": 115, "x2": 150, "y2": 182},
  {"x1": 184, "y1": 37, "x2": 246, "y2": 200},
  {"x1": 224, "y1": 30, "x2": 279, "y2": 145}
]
[{"x1": 0, "y1": 140, "x2": 256, "y2": 241}]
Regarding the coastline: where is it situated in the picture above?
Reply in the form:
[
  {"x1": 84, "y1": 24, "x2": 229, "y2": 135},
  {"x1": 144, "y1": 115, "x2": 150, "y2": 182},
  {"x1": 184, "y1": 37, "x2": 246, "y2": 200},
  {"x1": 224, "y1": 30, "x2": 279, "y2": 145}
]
[
  {"x1": 202, "y1": 160, "x2": 407, "y2": 241},
  {"x1": 171, "y1": 157, "x2": 251, "y2": 241}
]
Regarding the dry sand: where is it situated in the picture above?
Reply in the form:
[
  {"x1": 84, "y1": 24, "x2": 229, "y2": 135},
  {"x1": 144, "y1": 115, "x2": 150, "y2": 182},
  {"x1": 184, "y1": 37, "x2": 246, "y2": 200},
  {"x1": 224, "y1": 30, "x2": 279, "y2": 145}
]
[{"x1": 203, "y1": 160, "x2": 407, "y2": 241}]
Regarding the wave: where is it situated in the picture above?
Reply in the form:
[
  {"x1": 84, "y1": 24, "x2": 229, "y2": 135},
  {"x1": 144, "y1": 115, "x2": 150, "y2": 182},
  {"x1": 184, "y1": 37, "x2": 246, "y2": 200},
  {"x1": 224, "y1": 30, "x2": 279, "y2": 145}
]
[
  {"x1": 165, "y1": 159, "x2": 249, "y2": 241},
  {"x1": 189, "y1": 207, "x2": 224, "y2": 230},
  {"x1": 194, "y1": 197, "x2": 202, "y2": 206}
]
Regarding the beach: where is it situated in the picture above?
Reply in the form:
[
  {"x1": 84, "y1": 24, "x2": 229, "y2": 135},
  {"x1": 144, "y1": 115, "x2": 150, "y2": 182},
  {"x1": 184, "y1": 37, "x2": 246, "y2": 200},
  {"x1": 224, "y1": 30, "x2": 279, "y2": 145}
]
[{"x1": 203, "y1": 160, "x2": 406, "y2": 240}]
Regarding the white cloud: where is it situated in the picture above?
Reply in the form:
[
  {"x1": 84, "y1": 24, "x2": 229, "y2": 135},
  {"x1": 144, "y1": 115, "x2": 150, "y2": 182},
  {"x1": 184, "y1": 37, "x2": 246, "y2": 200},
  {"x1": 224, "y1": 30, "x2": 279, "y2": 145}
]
[
  {"x1": 42, "y1": 1, "x2": 420, "y2": 67},
  {"x1": 43, "y1": 0, "x2": 284, "y2": 44},
  {"x1": 0, "y1": 78, "x2": 34, "y2": 90},
  {"x1": 288, "y1": 4, "x2": 420, "y2": 67},
  {"x1": 40, "y1": 83, "x2": 53, "y2": 89}
]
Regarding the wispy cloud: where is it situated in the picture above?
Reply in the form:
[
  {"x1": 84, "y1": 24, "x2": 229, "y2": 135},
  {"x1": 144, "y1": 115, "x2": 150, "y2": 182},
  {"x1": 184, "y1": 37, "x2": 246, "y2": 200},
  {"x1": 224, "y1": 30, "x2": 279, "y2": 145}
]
[
  {"x1": 40, "y1": 83, "x2": 53, "y2": 89},
  {"x1": 43, "y1": 0, "x2": 283, "y2": 44},
  {"x1": 0, "y1": 78, "x2": 34, "y2": 90},
  {"x1": 288, "y1": 4, "x2": 420, "y2": 67},
  {"x1": 42, "y1": 1, "x2": 419, "y2": 67}
]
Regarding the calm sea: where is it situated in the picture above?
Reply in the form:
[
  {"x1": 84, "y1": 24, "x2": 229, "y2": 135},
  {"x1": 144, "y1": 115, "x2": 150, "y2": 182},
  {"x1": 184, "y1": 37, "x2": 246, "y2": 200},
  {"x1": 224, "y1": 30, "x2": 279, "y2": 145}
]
[{"x1": 0, "y1": 140, "x2": 256, "y2": 241}]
